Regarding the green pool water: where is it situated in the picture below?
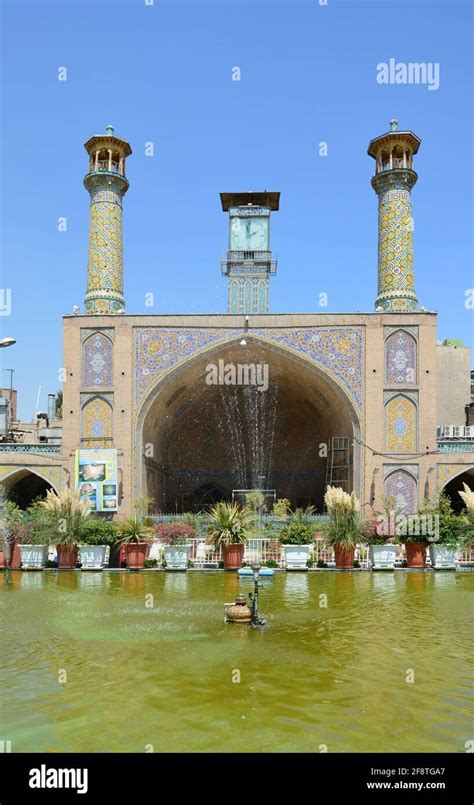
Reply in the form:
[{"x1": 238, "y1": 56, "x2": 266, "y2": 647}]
[{"x1": 1, "y1": 569, "x2": 472, "y2": 753}]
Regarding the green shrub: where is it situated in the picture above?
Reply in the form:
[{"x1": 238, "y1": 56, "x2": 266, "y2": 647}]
[
  {"x1": 264, "y1": 559, "x2": 278, "y2": 568},
  {"x1": 144, "y1": 558, "x2": 158, "y2": 568},
  {"x1": 280, "y1": 522, "x2": 314, "y2": 545},
  {"x1": 80, "y1": 517, "x2": 118, "y2": 546}
]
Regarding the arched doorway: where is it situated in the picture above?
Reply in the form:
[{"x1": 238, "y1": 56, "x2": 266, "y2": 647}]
[
  {"x1": 1, "y1": 469, "x2": 55, "y2": 509},
  {"x1": 137, "y1": 338, "x2": 361, "y2": 513},
  {"x1": 442, "y1": 468, "x2": 474, "y2": 514}
]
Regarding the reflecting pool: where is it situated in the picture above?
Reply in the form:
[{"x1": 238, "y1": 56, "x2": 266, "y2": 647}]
[{"x1": 1, "y1": 570, "x2": 472, "y2": 753}]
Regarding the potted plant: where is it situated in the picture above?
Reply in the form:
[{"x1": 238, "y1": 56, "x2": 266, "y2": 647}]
[
  {"x1": 457, "y1": 484, "x2": 474, "y2": 568},
  {"x1": 279, "y1": 520, "x2": 314, "y2": 570},
  {"x1": 155, "y1": 522, "x2": 194, "y2": 569},
  {"x1": 402, "y1": 526, "x2": 430, "y2": 568},
  {"x1": 117, "y1": 515, "x2": 153, "y2": 569},
  {"x1": 208, "y1": 502, "x2": 250, "y2": 570},
  {"x1": 323, "y1": 486, "x2": 366, "y2": 569},
  {"x1": 18, "y1": 508, "x2": 50, "y2": 570},
  {"x1": 0, "y1": 489, "x2": 25, "y2": 570},
  {"x1": 369, "y1": 495, "x2": 402, "y2": 570},
  {"x1": 3, "y1": 500, "x2": 39, "y2": 569},
  {"x1": 419, "y1": 493, "x2": 462, "y2": 570},
  {"x1": 39, "y1": 488, "x2": 92, "y2": 568},
  {"x1": 79, "y1": 517, "x2": 117, "y2": 570}
]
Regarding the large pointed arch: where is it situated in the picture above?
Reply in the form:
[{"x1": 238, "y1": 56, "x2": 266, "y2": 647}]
[
  {"x1": 135, "y1": 334, "x2": 362, "y2": 512},
  {"x1": 0, "y1": 467, "x2": 59, "y2": 509}
]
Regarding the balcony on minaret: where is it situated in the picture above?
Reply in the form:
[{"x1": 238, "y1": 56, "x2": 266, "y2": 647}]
[
  {"x1": 376, "y1": 145, "x2": 413, "y2": 173},
  {"x1": 368, "y1": 119, "x2": 420, "y2": 185},
  {"x1": 90, "y1": 154, "x2": 124, "y2": 176},
  {"x1": 84, "y1": 125, "x2": 132, "y2": 182}
]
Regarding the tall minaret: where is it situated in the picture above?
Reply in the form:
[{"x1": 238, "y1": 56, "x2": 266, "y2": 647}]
[
  {"x1": 368, "y1": 120, "x2": 421, "y2": 312},
  {"x1": 83, "y1": 126, "x2": 132, "y2": 314}
]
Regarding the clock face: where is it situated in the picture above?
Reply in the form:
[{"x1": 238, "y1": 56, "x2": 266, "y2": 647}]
[{"x1": 230, "y1": 216, "x2": 268, "y2": 250}]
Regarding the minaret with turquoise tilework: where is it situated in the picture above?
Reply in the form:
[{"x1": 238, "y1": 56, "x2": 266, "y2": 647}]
[
  {"x1": 368, "y1": 120, "x2": 421, "y2": 312},
  {"x1": 83, "y1": 126, "x2": 132, "y2": 314}
]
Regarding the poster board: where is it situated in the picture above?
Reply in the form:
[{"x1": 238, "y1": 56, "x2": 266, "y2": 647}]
[{"x1": 75, "y1": 449, "x2": 118, "y2": 512}]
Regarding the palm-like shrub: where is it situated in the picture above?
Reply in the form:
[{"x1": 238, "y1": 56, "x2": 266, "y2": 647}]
[
  {"x1": 208, "y1": 502, "x2": 251, "y2": 549},
  {"x1": 116, "y1": 515, "x2": 153, "y2": 544},
  {"x1": 323, "y1": 486, "x2": 366, "y2": 548},
  {"x1": 39, "y1": 488, "x2": 92, "y2": 545},
  {"x1": 288, "y1": 505, "x2": 316, "y2": 525}
]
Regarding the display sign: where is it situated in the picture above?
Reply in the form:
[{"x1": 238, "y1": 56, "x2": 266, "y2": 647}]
[{"x1": 75, "y1": 449, "x2": 118, "y2": 512}]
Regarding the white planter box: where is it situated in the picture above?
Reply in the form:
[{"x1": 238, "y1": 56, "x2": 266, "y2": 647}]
[
  {"x1": 429, "y1": 545, "x2": 457, "y2": 569},
  {"x1": 282, "y1": 544, "x2": 311, "y2": 570},
  {"x1": 369, "y1": 544, "x2": 398, "y2": 570},
  {"x1": 19, "y1": 545, "x2": 48, "y2": 570},
  {"x1": 164, "y1": 544, "x2": 191, "y2": 570},
  {"x1": 79, "y1": 545, "x2": 107, "y2": 570}
]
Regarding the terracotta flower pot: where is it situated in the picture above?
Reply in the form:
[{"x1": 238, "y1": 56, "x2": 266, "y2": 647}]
[
  {"x1": 222, "y1": 543, "x2": 244, "y2": 570},
  {"x1": 125, "y1": 542, "x2": 149, "y2": 570},
  {"x1": 0, "y1": 541, "x2": 21, "y2": 569},
  {"x1": 334, "y1": 544, "x2": 355, "y2": 569},
  {"x1": 405, "y1": 542, "x2": 427, "y2": 568},
  {"x1": 56, "y1": 544, "x2": 78, "y2": 569}
]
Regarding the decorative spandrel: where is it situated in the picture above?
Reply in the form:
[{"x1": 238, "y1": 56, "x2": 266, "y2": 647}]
[
  {"x1": 82, "y1": 333, "x2": 113, "y2": 386},
  {"x1": 385, "y1": 329, "x2": 416, "y2": 384},
  {"x1": 385, "y1": 394, "x2": 417, "y2": 452},
  {"x1": 134, "y1": 326, "x2": 364, "y2": 416},
  {"x1": 81, "y1": 396, "x2": 113, "y2": 449},
  {"x1": 384, "y1": 469, "x2": 417, "y2": 514}
]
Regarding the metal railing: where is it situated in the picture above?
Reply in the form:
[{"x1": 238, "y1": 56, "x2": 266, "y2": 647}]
[
  {"x1": 149, "y1": 537, "x2": 370, "y2": 569},
  {"x1": 0, "y1": 443, "x2": 61, "y2": 454},
  {"x1": 378, "y1": 160, "x2": 413, "y2": 171},
  {"x1": 94, "y1": 160, "x2": 121, "y2": 174}
]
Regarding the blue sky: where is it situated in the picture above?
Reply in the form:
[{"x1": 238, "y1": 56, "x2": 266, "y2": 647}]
[{"x1": 1, "y1": 0, "x2": 472, "y2": 420}]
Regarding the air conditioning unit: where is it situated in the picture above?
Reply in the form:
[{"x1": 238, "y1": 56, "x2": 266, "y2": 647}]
[
  {"x1": 437, "y1": 426, "x2": 445, "y2": 439},
  {"x1": 453, "y1": 426, "x2": 463, "y2": 438},
  {"x1": 464, "y1": 426, "x2": 474, "y2": 439},
  {"x1": 443, "y1": 426, "x2": 454, "y2": 438}
]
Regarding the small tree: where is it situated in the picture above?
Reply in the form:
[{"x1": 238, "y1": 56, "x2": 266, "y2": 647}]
[
  {"x1": 55, "y1": 390, "x2": 63, "y2": 419},
  {"x1": 272, "y1": 498, "x2": 291, "y2": 520},
  {"x1": 244, "y1": 491, "x2": 266, "y2": 514}
]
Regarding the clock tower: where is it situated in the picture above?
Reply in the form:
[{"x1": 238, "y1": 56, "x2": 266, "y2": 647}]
[{"x1": 220, "y1": 191, "x2": 279, "y2": 313}]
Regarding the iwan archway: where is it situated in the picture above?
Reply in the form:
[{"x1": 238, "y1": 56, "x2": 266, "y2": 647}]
[
  {"x1": 136, "y1": 337, "x2": 361, "y2": 513},
  {"x1": 1, "y1": 468, "x2": 56, "y2": 509},
  {"x1": 440, "y1": 466, "x2": 474, "y2": 514}
]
